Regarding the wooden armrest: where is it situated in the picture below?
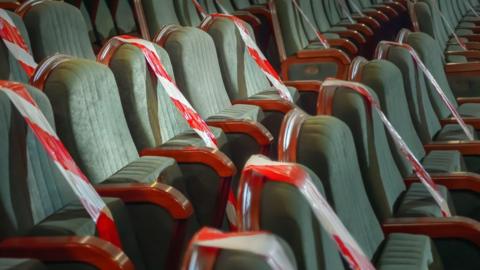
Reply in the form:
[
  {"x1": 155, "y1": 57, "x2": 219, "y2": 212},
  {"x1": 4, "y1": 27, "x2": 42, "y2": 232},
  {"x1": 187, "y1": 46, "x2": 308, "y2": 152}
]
[
  {"x1": 140, "y1": 146, "x2": 236, "y2": 178},
  {"x1": 283, "y1": 80, "x2": 322, "y2": 93},
  {"x1": 326, "y1": 38, "x2": 358, "y2": 56},
  {"x1": 0, "y1": 1, "x2": 20, "y2": 10},
  {"x1": 424, "y1": 141, "x2": 480, "y2": 155},
  {"x1": 362, "y1": 10, "x2": 389, "y2": 23},
  {"x1": 340, "y1": 23, "x2": 374, "y2": 37},
  {"x1": 295, "y1": 48, "x2": 351, "y2": 64},
  {"x1": 445, "y1": 62, "x2": 480, "y2": 76},
  {"x1": 0, "y1": 236, "x2": 133, "y2": 270},
  {"x1": 440, "y1": 117, "x2": 480, "y2": 129},
  {"x1": 96, "y1": 182, "x2": 193, "y2": 219},
  {"x1": 241, "y1": 6, "x2": 271, "y2": 20},
  {"x1": 231, "y1": 11, "x2": 261, "y2": 27},
  {"x1": 232, "y1": 99, "x2": 294, "y2": 114},
  {"x1": 373, "y1": 5, "x2": 399, "y2": 17},
  {"x1": 446, "y1": 50, "x2": 480, "y2": 61},
  {"x1": 457, "y1": 97, "x2": 480, "y2": 105},
  {"x1": 383, "y1": 1, "x2": 407, "y2": 12},
  {"x1": 206, "y1": 119, "x2": 273, "y2": 148},
  {"x1": 382, "y1": 217, "x2": 480, "y2": 246},
  {"x1": 459, "y1": 34, "x2": 480, "y2": 42},
  {"x1": 352, "y1": 15, "x2": 381, "y2": 30},
  {"x1": 405, "y1": 172, "x2": 480, "y2": 192},
  {"x1": 466, "y1": 42, "x2": 480, "y2": 50},
  {"x1": 331, "y1": 29, "x2": 367, "y2": 44}
]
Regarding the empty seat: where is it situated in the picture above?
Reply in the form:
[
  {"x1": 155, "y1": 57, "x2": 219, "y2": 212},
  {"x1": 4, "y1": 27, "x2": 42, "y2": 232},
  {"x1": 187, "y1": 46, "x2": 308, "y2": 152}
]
[
  {"x1": 159, "y1": 25, "x2": 273, "y2": 169},
  {"x1": 0, "y1": 259, "x2": 46, "y2": 270}
]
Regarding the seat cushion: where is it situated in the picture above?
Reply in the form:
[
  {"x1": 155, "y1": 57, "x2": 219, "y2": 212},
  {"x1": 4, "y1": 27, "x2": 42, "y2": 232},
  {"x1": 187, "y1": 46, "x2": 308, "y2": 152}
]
[
  {"x1": 207, "y1": 104, "x2": 264, "y2": 122},
  {"x1": 249, "y1": 86, "x2": 300, "y2": 104},
  {"x1": 104, "y1": 156, "x2": 178, "y2": 184},
  {"x1": 422, "y1": 150, "x2": 465, "y2": 173},
  {"x1": 396, "y1": 183, "x2": 451, "y2": 218},
  {"x1": 162, "y1": 126, "x2": 228, "y2": 149},
  {"x1": 375, "y1": 233, "x2": 433, "y2": 270},
  {"x1": 0, "y1": 259, "x2": 46, "y2": 270},
  {"x1": 434, "y1": 124, "x2": 477, "y2": 141},
  {"x1": 458, "y1": 103, "x2": 480, "y2": 118}
]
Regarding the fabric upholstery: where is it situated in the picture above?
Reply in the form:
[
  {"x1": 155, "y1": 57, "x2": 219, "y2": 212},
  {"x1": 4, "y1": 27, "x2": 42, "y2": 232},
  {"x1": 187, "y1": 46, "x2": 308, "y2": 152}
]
[
  {"x1": 0, "y1": 259, "x2": 46, "y2": 270},
  {"x1": 396, "y1": 183, "x2": 451, "y2": 218},
  {"x1": 142, "y1": 0, "x2": 182, "y2": 37},
  {"x1": 422, "y1": 150, "x2": 465, "y2": 173},
  {"x1": 23, "y1": 1, "x2": 95, "y2": 61}
]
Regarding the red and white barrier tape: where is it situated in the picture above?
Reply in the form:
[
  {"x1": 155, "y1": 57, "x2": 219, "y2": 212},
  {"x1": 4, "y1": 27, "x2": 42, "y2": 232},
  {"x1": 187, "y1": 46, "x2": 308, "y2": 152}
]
[
  {"x1": 0, "y1": 9, "x2": 37, "y2": 77},
  {"x1": 0, "y1": 81, "x2": 122, "y2": 247},
  {"x1": 241, "y1": 155, "x2": 375, "y2": 270},
  {"x1": 377, "y1": 41, "x2": 474, "y2": 141},
  {"x1": 192, "y1": 0, "x2": 208, "y2": 19},
  {"x1": 97, "y1": 35, "x2": 240, "y2": 229},
  {"x1": 291, "y1": 0, "x2": 330, "y2": 48},
  {"x1": 466, "y1": 1, "x2": 480, "y2": 17},
  {"x1": 183, "y1": 227, "x2": 295, "y2": 270},
  {"x1": 214, "y1": 0, "x2": 231, "y2": 15},
  {"x1": 322, "y1": 79, "x2": 451, "y2": 217},
  {"x1": 209, "y1": 14, "x2": 294, "y2": 102}
]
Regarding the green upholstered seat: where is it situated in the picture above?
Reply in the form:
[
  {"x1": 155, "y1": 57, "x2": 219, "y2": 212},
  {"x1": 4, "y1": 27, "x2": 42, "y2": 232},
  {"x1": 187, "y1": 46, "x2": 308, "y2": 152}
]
[
  {"x1": 141, "y1": 0, "x2": 184, "y2": 37},
  {"x1": 0, "y1": 259, "x2": 47, "y2": 270},
  {"x1": 163, "y1": 26, "x2": 269, "y2": 168},
  {"x1": 357, "y1": 60, "x2": 469, "y2": 177},
  {"x1": 0, "y1": 11, "x2": 32, "y2": 83},
  {"x1": 294, "y1": 115, "x2": 444, "y2": 269},
  {"x1": 23, "y1": 1, "x2": 95, "y2": 61},
  {"x1": 40, "y1": 58, "x2": 194, "y2": 270},
  {"x1": 64, "y1": 0, "x2": 97, "y2": 43},
  {"x1": 176, "y1": 0, "x2": 203, "y2": 26},
  {"x1": 0, "y1": 85, "x2": 145, "y2": 270}
]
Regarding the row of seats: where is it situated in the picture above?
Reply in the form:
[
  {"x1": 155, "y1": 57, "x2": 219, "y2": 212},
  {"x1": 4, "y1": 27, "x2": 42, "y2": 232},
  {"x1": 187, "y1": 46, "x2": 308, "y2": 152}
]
[{"x1": 2, "y1": 0, "x2": 480, "y2": 269}]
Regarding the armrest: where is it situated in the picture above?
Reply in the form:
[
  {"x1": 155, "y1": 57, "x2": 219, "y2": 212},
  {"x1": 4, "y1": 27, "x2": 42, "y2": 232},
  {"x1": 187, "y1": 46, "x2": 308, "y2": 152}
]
[
  {"x1": 95, "y1": 182, "x2": 193, "y2": 219},
  {"x1": 296, "y1": 48, "x2": 351, "y2": 64},
  {"x1": 458, "y1": 26, "x2": 480, "y2": 34},
  {"x1": 457, "y1": 97, "x2": 480, "y2": 105},
  {"x1": 0, "y1": 236, "x2": 134, "y2": 270},
  {"x1": 466, "y1": 42, "x2": 480, "y2": 50},
  {"x1": 373, "y1": 5, "x2": 399, "y2": 17},
  {"x1": 352, "y1": 15, "x2": 381, "y2": 30},
  {"x1": 338, "y1": 23, "x2": 374, "y2": 37},
  {"x1": 283, "y1": 80, "x2": 322, "y2": 93},
  {"x1": 440, "y1": 117, "x2": 480, "y2": 129},
  {"x1": 424, "y1": 140, "x2": 480, "y2": 155},
  {"x1": 446, "y1": 50, "x2": 480, "y2": 61},
  {"x1": 242, "y1": 6, "x2": 271, "y2": 20},
  {"x1": 404, "y1": 172, "x2": 480, "y2": 192},
  {"x1": 231, "y1": 11, "x2": 261, "y2": 27},
  {"x1": 140, "y1": 146, "x2": 236, "y2": 178},
  {"x1": 362, "y1": 10, "x2": 389, "y2": 23},
  {"x1": 459, "y1": 34, "x2": 480, "y2": 42},
  {"x1": 382, "y1": 1, "x2": 407, "y2": 12},
  {"x1": 382, "y1": 217, "x2": 480, "y2": 246},
  {"x1": 327, "y1": 38, "x2": 358, "y2": 56},
  {"x1": 232, "y1": 99, "x2": 294, "y2": 114},
  {"x1": 0, "y1": 1, "x2": 20, "y2": 10},
  {"x1": 206, "y1": 119, "x2": 273, "y2": 152},
  {"x1": 331, "y1": 29, "x2": 367, "y2": 44},
  {"x1": 445, "y1": 62, "x2": 480, "y2": 76}
]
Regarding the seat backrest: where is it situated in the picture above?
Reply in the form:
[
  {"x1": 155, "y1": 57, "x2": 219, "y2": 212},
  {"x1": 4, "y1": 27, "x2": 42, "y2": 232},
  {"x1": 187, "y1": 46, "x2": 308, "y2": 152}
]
[
  {"x1": 415, "y1": 0, "x2": 449, "y2": 50},
  {"x1": 0, "y1": 10, "x2": 32, "y2": 83},
  {"x1": 109, "y1": 0, "x2": 138, "y2": 36},
  {"x1": 406, "y1": 32, "x2": 458, "y2": 120},
  {"x1": 163, "y1": 27, "x2": 233, "y2": 119},
  {"x1": 326, "y1": 86, "x2": 407, "y2": 221},
  {"x1": 0, "y1": 85, "x2": 75, "y2": 240},
  {"x1": 176, "y1": 0, "x2": 204, "y2": 26},
  {"x1": 141, "y1": 0, "x2": 183, "y2": 37},
  {"x1": 310, "y1": 0, "x2": 335, "y2": 33},
  {"x1": 83, "y1": 0, "x2": 117, "y2": 45},
  {"x1": 257, "y1": 166, "x2": 346, "y2": 270},
  {"x1": 205, "y1": 17, "x2": 271, "y2": 100},
  {"x1": 108, "y1": 43, "x2": 193, "y2": 150},
  {"x1": 358, "y1": 60, "x2": 427, "y2": 176},
  {"x1": 64, "y1": 0, "x2": 96, "y2": 43},
  {"x1": 383, "y1": 45, "x2": 443, "y2": 144},
  {"x1": 322, "y1": 0, "x2": 346, "y2": 26},
  {"x1": 295, "y1": 115, "x2": 385, "y2": 258},
  {"x1": 42, "y1": 58, "x2": 140, "y2": 184},
  {"x1": 22, "y1": 0, "x2": 95, "y2": 61}
]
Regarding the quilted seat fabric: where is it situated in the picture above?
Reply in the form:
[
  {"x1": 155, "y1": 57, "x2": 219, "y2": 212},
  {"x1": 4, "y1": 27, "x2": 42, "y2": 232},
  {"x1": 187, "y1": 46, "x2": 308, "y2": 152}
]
[
  {"x1": 421, "y1": 150, "x2": 465, "y2": 173},
  {"x1": 0, "y1": 259, "x2": 46, "y2": 270},
  {"x1": 396, "y1": 183, "x2": 452, "y2": 218}
]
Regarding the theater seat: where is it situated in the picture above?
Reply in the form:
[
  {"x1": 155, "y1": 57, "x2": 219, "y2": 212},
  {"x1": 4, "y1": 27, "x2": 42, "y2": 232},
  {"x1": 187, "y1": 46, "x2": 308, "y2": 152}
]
[
  {"x1": 0, "y1": 259, "x2": 46, "y2": 270},
  {"x1": 0, "y1": 85, "x2": 138, "y2": 269},
  {"x1": 278, "y1": 110, "x2": 480, "y2": 270},
  {"x1": 158, "y1": 25, "x2": 273, "y2": 169},
  {"x1": 30, "y1": 58, "x2": 195, "y2": 270}
]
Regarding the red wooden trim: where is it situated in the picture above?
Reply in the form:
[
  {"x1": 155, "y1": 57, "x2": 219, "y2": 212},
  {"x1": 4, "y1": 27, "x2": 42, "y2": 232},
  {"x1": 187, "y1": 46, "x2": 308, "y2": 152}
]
[
  {"x1": 343, "y1": 23, "x2": 374, "y2": 37},
  {"x1": 232, "y1": 99, "x2": 294, "y2": 114},
  {"x1": 352, "y1": 15, "x2": 381, "y2": 30},
  {"x1": 374, "y1": 5, "x2": 398, "y2": 17},
  {"x1": 405, "y1": 172, "x2": 480, "y2": 193},
  {"x1": 348, "y1": 56, "x2": 369, "y2": 81},
  {"x1": 457, "y1": 97, "x2": 480, "y2": 105},
  {"x1": 446, "y1": 50, "x2": 480, "y2": 61},
  {"x1": 445, "y1": 62, "x2": 480, "y2": 76},
  {"x1": 283, "y1": 80, "x2": 322, "y2": 93},
  {"x1": 242, "y1": 6, "x2": 271, "y2": 21},
  {"x1": 206, "y1": 119, "x2": 273, "y2": 154},
  {"x1": 362, "y1": 10, "x2": 389, "y2": 23},
  {"x1": 95, "y1": 182, "x2": 193, "y2": 219},
  {"x1": 140, "y1": 146, "x2": 236, "y2": 178},
  {"x1": 327, "y1": 38, "x2": 358, "y2": 56},
  {"x1": 424, "y1": 141, "x2": 480, "y2": 155},
  {"x1": 16, "y1": 0, "x2": 47, "y2": 18},
  {"x1": 231, "y1": 10, "x2": 261, "y2": 27},
  {"x1": 383, "y1": 1, "x2": 407, "y2": 12},
  {"x1": 440, "y1": 118, "x2": 480, "y2": 129},
  {"x1": 0, "y1": 236, "x2": 134, "y2": 270},
  {"x1": 0, "y1": 1, "x2": 20, "y2": 11},
  {"x1": 278, "y1": 109, "x2": 308, "y2": 162},
  {"x1": 458, "y1": 34, "x2": 480, "y2": 42},
  {"x1": 131, "y1": 0, "x2": 150, "y2": 40},
  {"x1": 316, "y1": 81, "x2": 336, "y2": 116},
  {"x1": 153, "y1": 24, "x2": 182, "y2": 47},
  {"x1": 382, "y1": 217, "x2": 480, "y2": 247},
  {"x1": 334, "y1": 29, "x2": 367, "y2": 45},
  {"x1": 29, "y1": 54, "x2": 73, "y2": 91}
]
